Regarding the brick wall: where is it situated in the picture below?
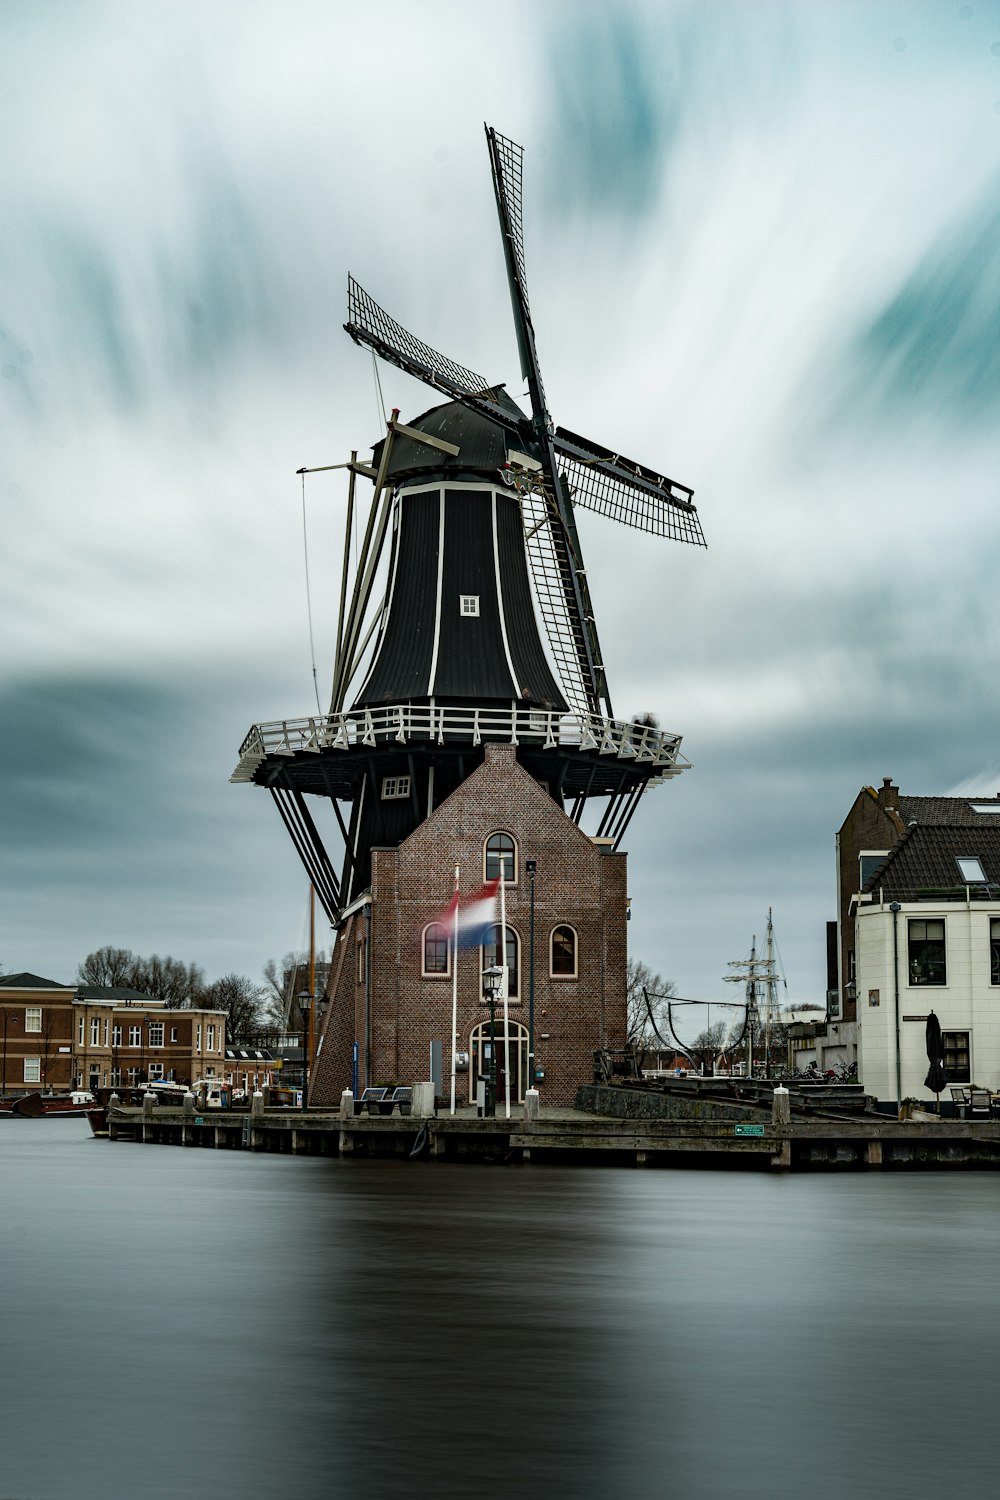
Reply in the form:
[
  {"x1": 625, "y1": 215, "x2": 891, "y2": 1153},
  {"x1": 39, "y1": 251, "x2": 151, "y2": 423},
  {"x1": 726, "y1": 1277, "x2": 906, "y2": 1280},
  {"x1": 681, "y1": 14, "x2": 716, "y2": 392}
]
[{"x1": 313, "y1": 744, "x2": 628, "y2": 1107}]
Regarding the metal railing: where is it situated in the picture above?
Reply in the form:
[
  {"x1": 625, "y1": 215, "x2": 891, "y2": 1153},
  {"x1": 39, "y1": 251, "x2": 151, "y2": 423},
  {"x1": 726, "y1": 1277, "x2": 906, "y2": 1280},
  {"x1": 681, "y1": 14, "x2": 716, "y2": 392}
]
[{"x1": 232, "y1": 703, "x2": 688, "y2": 784}]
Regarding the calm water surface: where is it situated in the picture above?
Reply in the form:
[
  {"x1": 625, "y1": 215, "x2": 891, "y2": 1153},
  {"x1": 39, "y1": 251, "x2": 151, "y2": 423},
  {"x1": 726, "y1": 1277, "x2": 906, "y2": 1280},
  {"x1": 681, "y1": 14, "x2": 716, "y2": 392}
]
[{"x1": 2, "y1": 1119, "x2": 998, "y2": 1500}]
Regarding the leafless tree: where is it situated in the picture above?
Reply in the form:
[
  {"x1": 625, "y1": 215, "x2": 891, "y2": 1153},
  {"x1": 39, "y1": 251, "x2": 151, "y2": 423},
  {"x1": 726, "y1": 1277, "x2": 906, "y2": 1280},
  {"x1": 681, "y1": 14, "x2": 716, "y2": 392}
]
[
  {"x1": 261, "y1": 952, "x2": 331, "y2": 1031},
  {"x1": 202, "y1": 973, "x2": 266, "y2": 1045},
  {"x1": 77, "y1": 948, "x2": 206, "y2": 1008},
  {"x1": 626, "y1": 959, "x2": 676, "y2": 1045}
]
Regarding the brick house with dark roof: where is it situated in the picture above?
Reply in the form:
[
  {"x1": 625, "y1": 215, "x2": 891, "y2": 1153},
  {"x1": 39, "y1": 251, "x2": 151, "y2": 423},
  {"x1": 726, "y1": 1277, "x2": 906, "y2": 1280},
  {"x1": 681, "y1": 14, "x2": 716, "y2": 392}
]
[
  {"x1": 834, "y1": 779, "x2": 1000, "y2": 1103},
  {"x1": 0, "y1": 973, "x2": 227, "y2": 1096},
  {"x1": 311, "y1": 743, "x2": 628, "y2": 1109}
]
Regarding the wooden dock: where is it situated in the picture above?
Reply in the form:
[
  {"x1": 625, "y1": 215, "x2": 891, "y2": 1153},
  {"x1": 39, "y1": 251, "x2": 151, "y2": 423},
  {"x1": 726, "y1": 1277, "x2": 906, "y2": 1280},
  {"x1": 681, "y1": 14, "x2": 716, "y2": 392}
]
[{"x1": 104, "y1": 1103, "x2": 1000, "y2": 1170}]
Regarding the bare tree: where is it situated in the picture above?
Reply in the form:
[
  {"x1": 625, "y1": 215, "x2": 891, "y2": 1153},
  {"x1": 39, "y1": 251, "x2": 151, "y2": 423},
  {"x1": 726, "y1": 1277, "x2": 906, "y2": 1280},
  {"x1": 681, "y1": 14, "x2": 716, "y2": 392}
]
[
  {"x1": 626, "y1": 959, "x2": 676, "y2": 1045},
  {"x1": 77, "y1": 948, "x2": 206, "y2": 1008},
  {"x1": 202, "y1": 973, "x2": 265, "y2": 1045},
  {"x1": 261, "y1": 952, "x2": 331, "y2": 1031}
]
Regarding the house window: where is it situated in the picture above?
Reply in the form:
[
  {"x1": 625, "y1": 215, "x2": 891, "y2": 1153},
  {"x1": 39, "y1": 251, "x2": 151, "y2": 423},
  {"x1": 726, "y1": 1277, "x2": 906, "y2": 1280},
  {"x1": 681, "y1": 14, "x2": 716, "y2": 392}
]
[
  {"x1": 127, "y1": 1067, "x2": 139, "y2": 1086},
  {"x1": 859, "y1": 852, "x2": 888, "y2": 889},
  {"x1": 196, "y1": 1024, "x2": 202, "y2": 1051},
  {"x1": 170, "y1": 1027, "x2": 178, "y2": 1043},
  {"x1": 112, "y1": 1024, "x2": 122, "y2": 1046},
  {"x1": 129, "y1": 1025, "x2": 142, "y2": 1047},
  {"x1": 422, "y1": 922, "x2": 451, "y2": 977},
  {"x1": 356, "y1": 936, "x2": 366, "y2": 986},
  {"x1": 207, "y1": 1024, "x2": 217, "y2": 1051},
  {"x1": 25, "y1": 1007, "x2": 41, "y2": 1033},
  {"x1": 24, "y1": 1058, "x2": 40, "y2": 1084},
  {"x1": 550, "y1": 925, "x2": 577, "y2": 978},
  {"x1": 908, "y1": 919, "x2": 946, "y2": 985},
  {"x1": 78, "y1": 1017, "x2": 84, "y2": 1045},
  {"x1": 460, "y1": 595, "x2": 480, "y2": 617},
  {"x1": 90, "y1": 1018, "x2": 100, "y2": 1045},
  {"x1": 381, "y1": 775, "x2": 411, "y2": 800},
  {"x1": 482, "y1": 925, "x2": 519, "y2": 999},
  {"x1": 148, "y1": 1022, "x2": 164, "y2": 1048},
  {"x1": 485, "y1": 832, "x2": 517, "y2": 883},
  {"x1": 943, "y1": 1031, "x2": 971, "y2": 1084},
  {"x1": 110, "y1": 1068, "x2": 122, "y2": 1087},
  {"x1": 148, "y1": 1063, "x2": 164, "y2": 1081},
  {"x1": 956, "y1": 857, "x2": 986, "y2": 883},
  {"x1": 992, "y1": 919, "x2": 1000, "y2": 985}
]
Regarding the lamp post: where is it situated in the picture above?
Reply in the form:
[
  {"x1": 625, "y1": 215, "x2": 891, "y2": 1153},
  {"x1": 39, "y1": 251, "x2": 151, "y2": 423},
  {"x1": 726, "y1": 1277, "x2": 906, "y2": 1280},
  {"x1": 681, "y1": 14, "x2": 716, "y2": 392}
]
[
  {"x1": 298, "y1": 991, "x2": 313, "y2": 1110},
  {"x1": 482, "y1": 965, "x2": 503, "y2": 1118},
  {"x1": 2, "y1": 1011, "x2": 18, "y2": 1097},
  {"x1": 526, "y1": 858, "x2": 537, "y2": 1093},
  {"x1": 298, "y1": 991, "x2": 328, "y2": 1110}
]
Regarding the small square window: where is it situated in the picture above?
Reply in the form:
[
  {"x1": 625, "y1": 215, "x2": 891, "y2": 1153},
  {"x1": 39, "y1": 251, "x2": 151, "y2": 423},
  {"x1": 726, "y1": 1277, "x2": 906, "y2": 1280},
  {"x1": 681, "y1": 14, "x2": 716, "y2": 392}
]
[
  {"x1": 460, "y1": 595, "x2": 480, "y2": 617},
  {"x1": 381, "y1": 775, "x2": 411, "y2": 801}
]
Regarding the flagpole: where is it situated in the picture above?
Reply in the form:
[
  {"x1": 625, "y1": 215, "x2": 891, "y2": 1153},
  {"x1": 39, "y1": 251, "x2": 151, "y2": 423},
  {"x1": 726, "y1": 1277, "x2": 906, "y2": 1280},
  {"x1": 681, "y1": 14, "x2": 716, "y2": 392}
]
[
  {"x1": 449, "y1": 863, "x2": 459, "y2": 1116},
  {"x1": 500, "y1": 869, "x2": 511, "y2": 1119}
]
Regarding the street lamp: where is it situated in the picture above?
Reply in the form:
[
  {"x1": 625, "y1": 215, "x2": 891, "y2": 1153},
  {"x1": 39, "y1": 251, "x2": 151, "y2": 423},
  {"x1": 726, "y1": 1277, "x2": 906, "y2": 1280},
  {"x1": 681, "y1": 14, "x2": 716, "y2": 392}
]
[
  {"x1": 2, "y1": 1011, "x2": 18, "y2": 1097},
  {"x1": 481, "y1": 965, "x2": 503, "y2": 1117},
  {"x1": 525, "y1": 858, "x2": 537, "y2": 1094},
  {"x1": 298, "y1": 991, "x2": 329, "y2": 1110}
]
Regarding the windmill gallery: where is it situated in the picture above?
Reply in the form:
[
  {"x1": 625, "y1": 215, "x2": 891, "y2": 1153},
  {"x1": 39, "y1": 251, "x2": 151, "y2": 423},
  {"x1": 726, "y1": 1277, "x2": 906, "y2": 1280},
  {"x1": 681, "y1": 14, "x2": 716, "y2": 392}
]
[{"x1": 231, "y1": 126, "x2": 706, "y2": 1110}]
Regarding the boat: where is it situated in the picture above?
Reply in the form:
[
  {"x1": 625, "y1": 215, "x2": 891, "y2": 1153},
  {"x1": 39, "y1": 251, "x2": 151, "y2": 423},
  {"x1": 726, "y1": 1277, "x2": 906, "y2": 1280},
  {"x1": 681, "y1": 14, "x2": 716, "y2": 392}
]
[{"x1": 3, "y1": 1090, "x2": 97, "y2": 1118}]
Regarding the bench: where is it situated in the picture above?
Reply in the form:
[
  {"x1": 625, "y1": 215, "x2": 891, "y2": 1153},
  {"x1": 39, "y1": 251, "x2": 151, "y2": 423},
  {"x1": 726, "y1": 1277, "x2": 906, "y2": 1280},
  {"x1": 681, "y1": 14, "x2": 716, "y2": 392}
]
[{"x1": 354, "y1": 1086, "x2": 388, "y2": 1116}]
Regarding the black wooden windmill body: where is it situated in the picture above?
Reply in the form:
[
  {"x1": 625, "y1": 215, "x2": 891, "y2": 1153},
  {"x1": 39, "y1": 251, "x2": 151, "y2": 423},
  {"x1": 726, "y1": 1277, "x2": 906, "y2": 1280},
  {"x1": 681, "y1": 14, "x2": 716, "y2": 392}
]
[{"x1": 232, "y1": 126, "x2": 706, "y2": 923}]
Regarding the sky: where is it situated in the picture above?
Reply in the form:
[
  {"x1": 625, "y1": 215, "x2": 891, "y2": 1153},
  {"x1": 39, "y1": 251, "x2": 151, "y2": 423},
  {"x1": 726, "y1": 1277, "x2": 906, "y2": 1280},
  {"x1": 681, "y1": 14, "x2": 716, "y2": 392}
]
[{"x1": 3, "y1": 0, "x2": 1000, "y2": 1010}]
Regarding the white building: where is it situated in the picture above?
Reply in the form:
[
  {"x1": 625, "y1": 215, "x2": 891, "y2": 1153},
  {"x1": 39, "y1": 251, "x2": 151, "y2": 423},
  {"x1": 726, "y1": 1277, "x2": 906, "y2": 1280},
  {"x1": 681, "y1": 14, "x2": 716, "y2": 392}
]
[{"x1": 853, "y1": 820, "x2": 1000, "y2": 1104}]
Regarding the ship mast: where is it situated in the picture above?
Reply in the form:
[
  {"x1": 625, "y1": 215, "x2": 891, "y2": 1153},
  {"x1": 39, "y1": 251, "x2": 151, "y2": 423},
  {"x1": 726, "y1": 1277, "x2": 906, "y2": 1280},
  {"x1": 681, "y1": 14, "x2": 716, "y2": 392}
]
[{"x1": 724, "y1": 909, "x2": 782, "y2": 1078}]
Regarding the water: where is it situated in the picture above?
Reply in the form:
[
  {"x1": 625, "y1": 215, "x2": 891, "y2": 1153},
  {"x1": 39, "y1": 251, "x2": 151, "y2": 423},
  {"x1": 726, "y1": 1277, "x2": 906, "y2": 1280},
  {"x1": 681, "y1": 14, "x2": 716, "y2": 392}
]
[{"x1": 3, "y1": 1119, "x2": 999, "y2": 1500}]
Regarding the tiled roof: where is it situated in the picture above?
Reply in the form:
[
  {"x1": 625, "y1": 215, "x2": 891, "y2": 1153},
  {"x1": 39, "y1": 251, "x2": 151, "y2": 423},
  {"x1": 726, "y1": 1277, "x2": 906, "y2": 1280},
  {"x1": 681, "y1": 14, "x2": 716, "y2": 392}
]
[
  {"x1": 862, "y1": 824, "x2": 1000, "y2": 896},
  {"x1": 0, "y1": 972, "x2": 73, "y2": 990},
  {"x1": 897, "y1": 794, "x2": 1000, "y2": 827}
]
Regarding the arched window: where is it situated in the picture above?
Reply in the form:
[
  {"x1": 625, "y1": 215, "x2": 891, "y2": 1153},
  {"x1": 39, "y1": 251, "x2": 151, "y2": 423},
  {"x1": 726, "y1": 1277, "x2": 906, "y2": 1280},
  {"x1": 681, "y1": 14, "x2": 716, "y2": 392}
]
[
  {"x1": 481, "y1": 924, "x2": 519, "y2": 998},
  {"x1": 422, "y1": 922, "x2": 451, "y2": 978},
  {"x1": 484, "y1": 832, "x2": 517, "y2": 884},
  {"x1": 550, "y1": 924, "x2": 577, "y2": 978}
]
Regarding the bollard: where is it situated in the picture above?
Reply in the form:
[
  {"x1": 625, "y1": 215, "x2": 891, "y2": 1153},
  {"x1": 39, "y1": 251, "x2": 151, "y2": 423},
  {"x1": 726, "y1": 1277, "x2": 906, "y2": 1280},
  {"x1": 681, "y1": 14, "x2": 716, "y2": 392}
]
[
  {"x1": 411, "y1": 1081, "x2": 436, "y2": 1118},
  {"x1": 523, "y1": 1088, "x2": 541, "y2": 1122},
  {"x1": 142, "y1": 1091, "x2": 157, "y2": 1116},
  {"x1": 183, "y1": 1091, "x2": 196, "y2": 1115},
  {"x1": 340, "y1": 1089, "x2": 354, "y2": 1120},
  {"x1": 251, "y1": 1090, "x2": 264, "y2": 1116},
  {"x1": 772, "y1": 1086, "x2": 791, "y2": 1126}
]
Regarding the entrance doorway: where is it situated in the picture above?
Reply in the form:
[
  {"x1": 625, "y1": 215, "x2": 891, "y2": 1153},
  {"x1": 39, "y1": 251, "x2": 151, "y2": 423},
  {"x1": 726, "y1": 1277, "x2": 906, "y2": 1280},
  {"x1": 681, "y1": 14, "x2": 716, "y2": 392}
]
[{"x1": 469, "y1": 1019, "x2": 528, "y2": 1105}]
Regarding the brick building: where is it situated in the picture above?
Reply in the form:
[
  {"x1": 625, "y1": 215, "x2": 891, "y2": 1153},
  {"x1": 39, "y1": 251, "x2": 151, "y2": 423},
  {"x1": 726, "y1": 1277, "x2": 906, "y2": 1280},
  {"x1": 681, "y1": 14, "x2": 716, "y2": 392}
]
[
  {"x1": 0, "y1": 972, "x2": 226, "y2": 1096},
  {"x1": 312, "y1": 744, "x2": 628, "y2": 1108}
]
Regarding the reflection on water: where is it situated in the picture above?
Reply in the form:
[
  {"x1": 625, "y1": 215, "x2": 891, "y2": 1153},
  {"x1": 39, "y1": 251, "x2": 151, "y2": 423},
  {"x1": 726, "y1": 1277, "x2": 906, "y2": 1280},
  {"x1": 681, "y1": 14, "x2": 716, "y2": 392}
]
[{"x1": 2, "y1": 1120, "x2": 999, "y2": 1499}]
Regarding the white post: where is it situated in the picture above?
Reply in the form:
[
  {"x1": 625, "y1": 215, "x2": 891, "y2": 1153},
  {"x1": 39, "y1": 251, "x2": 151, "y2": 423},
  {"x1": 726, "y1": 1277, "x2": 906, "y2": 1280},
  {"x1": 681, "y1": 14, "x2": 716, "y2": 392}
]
[
  {"x1": 500, "y1": 870, "x2": 511, "y2": 1119},
  {"x1": 449, "y1": 863, "x2": 460, "y2": 1116}
]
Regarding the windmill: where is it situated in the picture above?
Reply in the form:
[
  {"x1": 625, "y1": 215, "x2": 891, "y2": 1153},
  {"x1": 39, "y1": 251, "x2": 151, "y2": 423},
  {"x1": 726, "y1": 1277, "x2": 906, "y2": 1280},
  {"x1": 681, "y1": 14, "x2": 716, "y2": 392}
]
[{"x1": 232, "y1": 125, "x2": 706, "y2": 921}]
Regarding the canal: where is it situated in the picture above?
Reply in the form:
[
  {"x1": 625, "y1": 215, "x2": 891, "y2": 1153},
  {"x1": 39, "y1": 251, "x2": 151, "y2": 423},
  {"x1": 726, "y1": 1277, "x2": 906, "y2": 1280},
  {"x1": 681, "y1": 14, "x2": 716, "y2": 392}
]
[{"x1": 2, "y1": 1118, "x2": 998, "y2": 1499}]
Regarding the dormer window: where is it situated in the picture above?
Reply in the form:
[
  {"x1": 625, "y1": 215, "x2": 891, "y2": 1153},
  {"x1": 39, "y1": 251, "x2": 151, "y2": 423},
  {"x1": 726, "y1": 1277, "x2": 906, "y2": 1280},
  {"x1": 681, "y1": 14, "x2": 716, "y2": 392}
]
[{"x1": 460, "y1": 595, "x2": 480, "y2": 617}]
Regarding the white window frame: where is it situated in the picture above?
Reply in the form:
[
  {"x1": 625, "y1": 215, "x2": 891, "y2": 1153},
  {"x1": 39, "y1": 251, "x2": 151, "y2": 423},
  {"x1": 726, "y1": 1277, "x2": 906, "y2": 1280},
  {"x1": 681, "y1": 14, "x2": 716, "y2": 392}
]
[
  {"x1": 549, "y1": 924, "x2": 578, "y2": 980},
  {"x1": 23, "y1": 1058, "x2": 40, "y2": 1084},
  {"x1": 381, "y1": 775, "x2": 411, "y2": 801},
  {"x1": 421, "y1": 922, "x2": 452, "y2": 979},
  {"x1": 90, "y1": 1018, "x2": 100, "y2": 1045},
  {"x1": 112, "y1": 1024, "x2": 122, "y2": 1046},
  {"x1": 459, "y1": 594, "x2": 480, "y2": 617},
  {"x1": 147, "y1": 1022, "x2": 164, "y2": 1048},
  {"x1": 207, "y1": 1024, "x2": 216, "y2": 1052},
  {"x1": 484, "y1": 831, "x2": 518, "y2": 884},
  {"x1": 128, "y1": 1025, "x2": 142, "y2": 1047},
  {"x1": 148, "y1": 1062, "x2": 164, "y2": 1081},
  {"x1": 78, "y1": 1017, "x2": 84, "y2": 1045},
  {"x1": 25, "y1": 1007, "x2": 41, "y2": 1033}
]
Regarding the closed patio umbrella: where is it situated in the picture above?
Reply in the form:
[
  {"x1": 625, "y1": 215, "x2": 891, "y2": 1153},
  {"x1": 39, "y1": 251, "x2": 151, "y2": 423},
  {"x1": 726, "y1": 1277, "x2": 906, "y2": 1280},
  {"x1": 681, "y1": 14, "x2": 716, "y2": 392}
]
[{"x1": 924, "y1": 1010, "x2": 947, "y2": 1113}]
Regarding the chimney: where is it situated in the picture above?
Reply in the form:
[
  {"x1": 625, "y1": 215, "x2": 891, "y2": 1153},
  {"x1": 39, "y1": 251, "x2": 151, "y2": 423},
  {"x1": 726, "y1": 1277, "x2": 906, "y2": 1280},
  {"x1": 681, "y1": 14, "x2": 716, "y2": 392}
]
[{"x1": 877, "y1": 776, "x2": 899, "y2": 811}]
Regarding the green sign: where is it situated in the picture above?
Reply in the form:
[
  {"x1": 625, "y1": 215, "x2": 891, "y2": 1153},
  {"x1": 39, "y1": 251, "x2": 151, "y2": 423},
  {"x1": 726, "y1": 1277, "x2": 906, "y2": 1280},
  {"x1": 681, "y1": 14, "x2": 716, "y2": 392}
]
[{"x1": 733, "y1": 1124, "x2": 765, "y2": 1137}]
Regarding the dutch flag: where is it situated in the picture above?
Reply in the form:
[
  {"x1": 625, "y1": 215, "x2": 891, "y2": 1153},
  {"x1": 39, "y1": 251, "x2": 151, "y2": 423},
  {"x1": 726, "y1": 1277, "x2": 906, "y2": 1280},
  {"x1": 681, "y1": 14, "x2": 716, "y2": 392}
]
[{"x1": 443, "y1": 878, "x2": 500, "y2": 950}]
